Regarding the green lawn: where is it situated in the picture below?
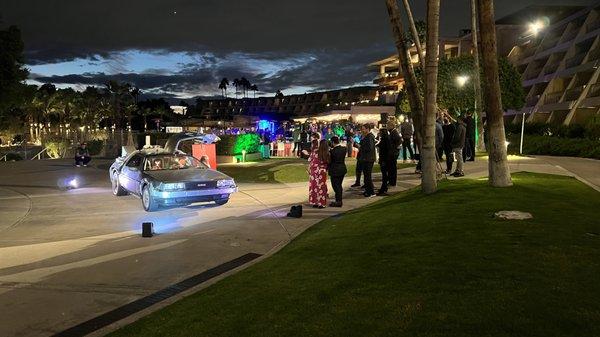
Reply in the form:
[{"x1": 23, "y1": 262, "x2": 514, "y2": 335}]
[
  {"x1": 218, "y1": 158, "x2": 412, "y2": 184},
  {"x1": 110, "y1": 173, "x2": 600, "y2": 337}
]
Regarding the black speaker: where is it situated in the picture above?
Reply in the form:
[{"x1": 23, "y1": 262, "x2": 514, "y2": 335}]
[{"x1": 142, "y1": 222, "x2": 154, "y2": 237}]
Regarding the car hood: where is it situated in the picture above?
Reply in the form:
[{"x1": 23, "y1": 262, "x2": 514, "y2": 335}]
[{"x1": 144, "y1": 169, "x2": 232, "y2": 183}]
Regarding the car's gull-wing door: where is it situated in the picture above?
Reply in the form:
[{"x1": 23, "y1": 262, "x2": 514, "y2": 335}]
[{"x1": 163, "y1": 132, "x2": 220, "y2": 154}]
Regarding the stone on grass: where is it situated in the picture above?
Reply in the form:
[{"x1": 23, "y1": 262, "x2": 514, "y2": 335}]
[{"x1": 494, "y1": 211, "x2": 533, "y2": 220}]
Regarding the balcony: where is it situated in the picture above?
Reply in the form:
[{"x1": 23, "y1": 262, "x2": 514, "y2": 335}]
[
  {"x1": 587, "y1": 83, "x2": 600, "y2": 98},
  {"x1": 525, "y1": 66, "x2": 543, "y2": 80},
  {"x1": 560, "y1": 29, "x2": 579, "y2": 43},
  {"x1": 543, "y1": 61, "x2": 561, "y2": 75},
  {"x1": 539, "y1": 35, "x2": 561, "y2": 52},
  {"x1": 564, "y1": 52, "x2": 587, "y2": 69},
  {"x1": 587, "y1": 47, "x2": 600, "y2": 62},
  {"x1": 564, "y1": 86, "x2": 584, "y2": 101},
  {"x1": 544, "y1": 91, "x2": 564, "y2": 104}
]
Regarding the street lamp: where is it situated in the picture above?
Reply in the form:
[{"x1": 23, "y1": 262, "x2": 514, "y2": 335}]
[
  {"x1": 456, "y1": 75, "x2": 470, "y2": 88},
  {"x1": 528, "y1": 19, "x2": 547, "y2": 36}
]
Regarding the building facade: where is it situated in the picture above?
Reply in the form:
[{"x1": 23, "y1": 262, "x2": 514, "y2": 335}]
[{"x1": 508, "y1": 2, "x2": 600, "y2": 125}]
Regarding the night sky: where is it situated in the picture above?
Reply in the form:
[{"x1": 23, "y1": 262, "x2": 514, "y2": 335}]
[{"x1": 1, "y1": 0, "x2": 596, "y2": 100}]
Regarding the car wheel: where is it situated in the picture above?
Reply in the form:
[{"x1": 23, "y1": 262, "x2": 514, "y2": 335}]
[
  {"x1": 215, "y1": 197, "x2": 229, "y2": 206},
  {"x1": 142, "y1": 185, "x2": 158, "y2": 212},
  {"x1": 112, "y1": 172, "x2": 128, "y2": 196}
]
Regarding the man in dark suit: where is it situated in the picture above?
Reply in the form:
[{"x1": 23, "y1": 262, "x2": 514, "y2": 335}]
[
  {"x1": 358, "y1": 124, "x2": 376, "y2": 197},
  {"x1": 388, "y1": 119, "x2": 401, "y2": 186},
  {"x1": 328, "y1": 136, "x2": 347, "y2": 207}
]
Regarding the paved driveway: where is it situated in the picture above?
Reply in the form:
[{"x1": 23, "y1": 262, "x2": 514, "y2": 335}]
[{"x1": 0, "y1": 159, "x2": 419, "y2": 337}]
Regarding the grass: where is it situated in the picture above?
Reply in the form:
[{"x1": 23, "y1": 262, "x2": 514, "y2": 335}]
[
  {"x1": 110, "y1": 173, "x2": 600, "y2": 337},
  {"x1": 218, "y1": 158, "x2": 413, "y2": 184}
]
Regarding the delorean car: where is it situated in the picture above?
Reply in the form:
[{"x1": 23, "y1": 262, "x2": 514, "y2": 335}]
[{"x1": 109, "y1": 132, "x2": 237, "y2": 212}]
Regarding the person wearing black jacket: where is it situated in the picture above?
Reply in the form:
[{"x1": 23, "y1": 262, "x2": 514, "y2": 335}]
[
  {"x1": 388, "y1": 120, "x2": 402, "y2": 186},
  {"x1": 328, "y1": 136, "x2": 347, "y2": 207},
  {"x1": 463, "y1": 113, "x2": 476, "y2": 162},
  {"x1": 442, "y1": 118, "x2": 455, "y2": 174},
  {"x1": 358, "y1": 124, "x2": 376, "y2": 197},
  {"x1": 376, "y1": 128, "x2": 393, "y2": 196},
  {"x1": 451, "y1": 117, "x2": 467, "y2": 177}
]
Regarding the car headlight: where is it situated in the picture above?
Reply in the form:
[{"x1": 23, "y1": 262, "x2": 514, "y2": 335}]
[
  {"x1": 217, "y1": 179, "x2": 235, "y2": 188},
  {"x1": 158, "y1": 182, "x2": 186, "y2": 191}
]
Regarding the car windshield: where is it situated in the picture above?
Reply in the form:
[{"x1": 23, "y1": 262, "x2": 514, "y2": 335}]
[{"x1": 145, "y1": 154, "x2": 207, "y2": 171}]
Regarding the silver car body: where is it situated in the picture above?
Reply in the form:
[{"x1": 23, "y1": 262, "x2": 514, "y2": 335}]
[{"x1": 109, "y1": 133, "x2": 236, "y2": 211}]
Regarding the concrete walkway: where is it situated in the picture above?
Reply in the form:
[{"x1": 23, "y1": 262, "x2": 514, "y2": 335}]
[{"x1": 0, "y1": 155, "x2": 596, "y2": 337}]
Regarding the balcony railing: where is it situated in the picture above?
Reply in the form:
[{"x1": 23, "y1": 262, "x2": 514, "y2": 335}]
[
  {"x1": 587, "y1": 83, "x2": 600, "y2": 98},
  {"x1": 564, "y1": 86, "x2": 585, "y2": 101},
  {"x1": 525, "y1": 66, "x2": 543, "y2": 80},
  {"x1": 565, "y1": 52, "x2": 587, "y2": 69},
  {"x1": 539, "y1": 35, "x2": 561, "y2": 52},
  {"x1": 544, "y1": 91, "x2": 564, "y2": 104}
]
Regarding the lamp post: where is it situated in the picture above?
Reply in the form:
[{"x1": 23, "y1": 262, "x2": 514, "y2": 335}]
[{"x1": 455, "y1": 75, "x2": 479, "y2": 145}]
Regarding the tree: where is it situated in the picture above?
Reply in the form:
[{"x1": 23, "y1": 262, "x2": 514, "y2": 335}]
[
  {"x1": 477, "y1": 0, "x2": 512, "y2": 187},
  {"x1": 402, "y1": 0, "x2": 425, "y2": 68},
  {"x1": 0, "y1": 26, "x2": 29, "y2": 118},
  {"x1": 250, "y1": 84, "x2": 259, "y2": 98},
  {"x1": 219, "y1": 78, "x2": 229, "y2": 98},
  {"x1": 232, "y1": 78, "x2": 240, "y2": 99},
  {"x1": 470, "y1": 0, "x2": 485, "y2": 151},
  {"x1": 384, "y1": 0, "x2": 424, "y2": 153},
  {"x1": 240, "y1": 77, "x2": 251, "y2": 98},
  {"x1": 275, "y1": 90, "x2": 284, "y2": 99},
  {"x1": 421, "y1": 0, "x2": 441, "y2": 194}
]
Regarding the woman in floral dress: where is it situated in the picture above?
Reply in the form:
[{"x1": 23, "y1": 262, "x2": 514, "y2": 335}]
[{"x1": 308, "y1": 139, "x2": 330, "y2": 208}]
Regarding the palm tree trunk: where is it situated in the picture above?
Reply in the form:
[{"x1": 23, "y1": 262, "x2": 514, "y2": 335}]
[
  {"x1": 402, "y1": 0, "x2": 425, "y2": 68},
  {"x1": 421, "y1": 0, "x2": 440, "y2": 194},
  {"x1": 384, "y1": 0, "x2": 424, "y2": 139},
  {"x1": 477, "y1": 0, "x2": 512, "y2": 187},
  {"x1": 471, "y1": 0, "x2": 485, "y2": 151}
]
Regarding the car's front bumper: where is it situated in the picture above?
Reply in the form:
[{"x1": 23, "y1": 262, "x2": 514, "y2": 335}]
[{"x1": 151, "y1": 187, "x2": 238, "y2": 205}]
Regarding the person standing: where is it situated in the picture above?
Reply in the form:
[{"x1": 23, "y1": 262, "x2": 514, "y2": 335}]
[
  {"x1": 388, "y1": 120, "x2": 401, "y2": 186},
  {"x1": 400, "y1": 118, "x2": 414, "y2": 163},
  {"x1": 350, "y1": 129, "x2": 363, "y2": 188},
  {"x1": 451, "y1": 117, "x2": 467, "y2": 177},
  {"x1": 376, "y1": 128, "x2": 393, "y2": 196},
  {"x1": 358, "y1": 124, "x2": 376, "y2": 197},
  {"x1": 442, "y1": 118, "x2": 455, "y2": 174},
  {"x1": 328, "y1": 136, "x2": 347, "y2": 207},
  {"x1": 345, "y1": 127, "x2": 355, "y2": 158},
  {"x1": 75, "y1": 142, "x2": 91, "y2": 167},
  {"x1": 463, "y1": 113, "x2": 476, "y2": 161},
  {"x1": 435, "y1": 118, "x2": 445, "y2": 162},
  {"x1": 292, "y1": 125, "x2": 301, "y2": 157},
  {"x1": 308, "y1": 139, "x2": 330, "y2": 208}
]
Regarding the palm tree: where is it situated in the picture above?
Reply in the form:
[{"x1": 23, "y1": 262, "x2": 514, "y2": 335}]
[
  {"x1": 240, "y1": 77, "x2": 251, "y2": 98},
  {"x1": 232, "y1": 78, "x2": 241, "y2": 99},
  {"x1": 250, "y1": 84, "x2": 259, "y2": 98},
  {"x1": 384, "y1": 0, "x2": 424, "y2": 145},
  {"x1": 421, "y1": 0, "x2": 441, "y2": 194},
  {"x1": 402, "y1": 0, "x2": 425, "y2": 68},
  {"x1": 219, "y1": 78, "x2": 229, "y2": 98},
  {"x1": 477, "y1": 0, "x2": 512, "y2": 187},
  {"x1": 470, "y1": 0, "x2": 485, "y2": 151}
]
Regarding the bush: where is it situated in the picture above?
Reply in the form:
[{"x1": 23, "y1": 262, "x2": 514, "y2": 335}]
[
  {"x1": 507, "y1": 134, "x2": 600, "y2": 159},
  {"x1": 4, "y1": 153, "x2": 23, "y2": 161},
  {"x1": 585, "y1": 114, "x2": 600, "y2": 140},
  {"x1": 86, "y1": 139, "x2": 104, "y2": 156},
  {"x1": 216, "y1": 133, "x2": 261, "y2": 156},
  {"x1": 44, "y1": 137, "x2": 70, "y2": 159}
]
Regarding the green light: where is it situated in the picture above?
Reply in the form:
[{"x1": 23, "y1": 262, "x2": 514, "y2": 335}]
[{"x1": 233, "y1": 133, "x2": 261, "y2": 155}]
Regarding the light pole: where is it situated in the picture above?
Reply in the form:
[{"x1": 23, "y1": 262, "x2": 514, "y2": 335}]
[{"x1": 455, "y1": 75, "x2": 478, "y2": 146}]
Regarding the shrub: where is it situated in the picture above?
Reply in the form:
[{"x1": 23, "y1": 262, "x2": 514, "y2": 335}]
[
  {"x1": 44, "y1": 137, "x2": 70, "y2": 159},
  {"x1": 216, "y1": 133, "x2": 261, "y2": 156},
  {"x1": 5, "y1": 153, "x2": 23, "y2": 161},
  {"x1": 585, "y1": 114, "x2": 600, "y2": 140},
  {"x1": 507, "y1": 134, "x2": 600, "y2": 159},
  {"x1": 86, "y1": 139, "x2": 104, "y2": 156}
]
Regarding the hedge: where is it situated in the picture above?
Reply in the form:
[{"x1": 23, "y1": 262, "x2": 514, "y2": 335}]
[
  {"x1": 508, "y1": 135, "x2": 600, "y2": 159},
  {"x1": 216, "y1": 133, "x2": 261, "y2": 156}
]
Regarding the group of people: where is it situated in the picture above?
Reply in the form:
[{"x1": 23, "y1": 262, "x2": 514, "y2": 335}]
[{"x1": 303, "y1": 113, "x2": 477, "y2": 208}]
